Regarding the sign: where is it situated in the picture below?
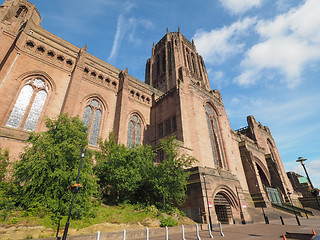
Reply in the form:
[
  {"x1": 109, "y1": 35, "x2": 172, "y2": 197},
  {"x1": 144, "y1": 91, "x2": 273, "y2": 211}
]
[
  {"x1": 242, "y1": 203, "x2": 247, "y2": 209},
  {"x1": 208, "y1": 201, "x2": 213, "y2": 208}
]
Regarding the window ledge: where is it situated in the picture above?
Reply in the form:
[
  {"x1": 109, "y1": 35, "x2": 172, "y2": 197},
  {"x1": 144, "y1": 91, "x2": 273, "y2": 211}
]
[{"x1": 0, "y1": 126, "x2": 30, "y2": 141}]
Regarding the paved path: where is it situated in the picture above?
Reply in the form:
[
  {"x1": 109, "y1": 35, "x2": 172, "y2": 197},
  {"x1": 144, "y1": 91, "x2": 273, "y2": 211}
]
[
  {"x1": 150, "y1": 217, "x2": 320, "y2": 240},
  {"x1": 35, "y1": 216, "x2": 320, "y2": 240}
]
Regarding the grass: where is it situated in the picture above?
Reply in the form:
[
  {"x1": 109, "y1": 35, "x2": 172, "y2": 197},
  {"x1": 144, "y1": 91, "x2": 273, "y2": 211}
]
[
  {"x1": 0, "y1": 204, "x2": 194, "y2": 239},
  {"x1": 0, "y1": 203, "x2": 186, "y2": 230}
]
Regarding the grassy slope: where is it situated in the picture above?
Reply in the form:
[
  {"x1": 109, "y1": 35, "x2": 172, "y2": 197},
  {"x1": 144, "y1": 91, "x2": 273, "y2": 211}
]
[{"x1": 0, "y1": 204, "x2": 194, "y2": 237}]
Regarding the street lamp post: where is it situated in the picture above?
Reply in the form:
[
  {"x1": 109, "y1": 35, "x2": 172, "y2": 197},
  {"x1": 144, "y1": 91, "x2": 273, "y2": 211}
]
[
  {"x1": 202, "y1": 173, "x2": 213, "y2": 231},
  {"x1": 61, "y1": 149, "x2": 86, "y2": 240},
  {"x1": 55, "y1": 216, "x2": 62, "y2": 240},
  {"x1": 287, "y1": 191, "x2": 301, "y2": 226},
  {"x1": 296, "y1": 157, "x2": 320, "y2": 209}
]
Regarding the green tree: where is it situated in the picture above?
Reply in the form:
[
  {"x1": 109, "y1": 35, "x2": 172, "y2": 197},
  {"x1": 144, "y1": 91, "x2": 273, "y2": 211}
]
[
  {"x1": 0, "y1": 146, "x2": 14, "y2": 217},
  {"x1": 94, "y1": 134, "x2": 155, "y2": 204},
  {"x1": 13, "y1": 114, "x2": 98, "y2": 219},
  {"x1": 95, "y1": 135, "x2": 195, "y2": 209},
  {"x1": 152, "y1": 137, "x2": 196, "y2": 210},
  {"x1": 0, "y1": 146, "x2": 9, "y2": 182}
]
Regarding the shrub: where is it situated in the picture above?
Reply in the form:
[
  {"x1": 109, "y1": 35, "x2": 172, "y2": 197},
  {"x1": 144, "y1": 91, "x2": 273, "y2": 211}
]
[
  {"x1": 10, "y1": 217, "x2": 18, "y2": 224},
  {"x1": 160, "y1": 216, "x2": 178, "y2": 227}
]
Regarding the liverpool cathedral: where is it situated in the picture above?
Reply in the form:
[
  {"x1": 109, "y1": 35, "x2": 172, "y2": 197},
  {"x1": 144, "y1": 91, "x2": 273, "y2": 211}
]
[{"x1": 0, "y1": 0, "x2": 298, "y2": 224}]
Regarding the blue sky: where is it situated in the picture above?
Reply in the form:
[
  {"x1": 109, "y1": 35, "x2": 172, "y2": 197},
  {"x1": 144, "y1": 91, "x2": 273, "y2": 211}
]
[{"x1": 26, "y1": 0, "x2": 320, "y2": 188}]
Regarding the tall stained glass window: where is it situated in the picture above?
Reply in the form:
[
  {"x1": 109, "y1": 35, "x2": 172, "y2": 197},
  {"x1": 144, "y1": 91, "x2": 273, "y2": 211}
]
[
  {"x1": 127, "y1": 114, "x2": 142, "y2": 148},
  {"x1": 205, "y1": 104, "x2": 225, "y2": 168},
  {"x1": 6, "y1": 78, "x2": 49, "y2": 131},
  {"x1": 82, "y1": 99, "x2": 102, "y2": 146}
]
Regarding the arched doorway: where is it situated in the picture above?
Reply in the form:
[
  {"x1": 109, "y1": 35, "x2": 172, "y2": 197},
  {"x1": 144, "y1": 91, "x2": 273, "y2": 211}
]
[{"x1": 214, "y1": 193, "x2": 233, "y2": 224}]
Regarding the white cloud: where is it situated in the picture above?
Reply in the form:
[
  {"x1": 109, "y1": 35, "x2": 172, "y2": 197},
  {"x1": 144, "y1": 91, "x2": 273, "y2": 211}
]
[
  {"x1": 234, "y1": 0, "x2": 320, "y2": 87},
  {"x1": 127, "y1": 18, "x2": 154, "y2": 44},
  {"x1": 276, "y1": 0, "x2": 296, "y2": 12},
  {"x1": 228, "y1": 92, "x2": 320, "y2": 126},
  {"x1": 193, "y1": 17, "x2": 256, "y2": 64},
  {"x1": 207, "y1": 70, "x2": 226, "y2": 89},
  {"x1": 108, "y1": 1, "x2": 154, "y2": 62},
  {"x1": 108, "y1": 15, "x2": 126, "y2": 62},
  {"x1": 218, "y1": 0, "x2": 263, "y2": 14}
]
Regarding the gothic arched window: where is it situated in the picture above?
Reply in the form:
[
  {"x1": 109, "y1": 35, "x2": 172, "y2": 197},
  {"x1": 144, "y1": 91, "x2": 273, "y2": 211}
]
[
  {"x1": 156, "y1": 55, "x2": 160, "y2": 77},
  {"x1": 6, "y1": 78, "x2": 49, "y2": 131},
  {"x1": 82, "y1": 99, "x2": 102, "y2": 146},
  {"x1": 186, "y1": 49, "x2": 190, "y2": 70},
  {"x1": 15, "y1": 6, "x2": 28, "y2": 18},
  {"x1": 162, "y1": 49, "x2": 166, "y2": 74},
  {"x1": 205, "y1": 104, "x2": 225, "y2": 168},
  {"x1": 191, "y1": 53, "x2": 198, "y2": 76},
  {"x1": 127, "y1": 114, "x2": 142, "y2": 148},
  {"x1": 167, "y1": 42, "x2": 172, "y2": 74}
]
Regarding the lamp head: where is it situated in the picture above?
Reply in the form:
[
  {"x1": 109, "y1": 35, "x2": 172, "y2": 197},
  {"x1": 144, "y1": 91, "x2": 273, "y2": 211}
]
[
  {"x1": 296, "y1": 157, "x2": 307, "y2": 165},
  {"x1": 81, "y1": 148, "x2": 86, "y2": 158}
]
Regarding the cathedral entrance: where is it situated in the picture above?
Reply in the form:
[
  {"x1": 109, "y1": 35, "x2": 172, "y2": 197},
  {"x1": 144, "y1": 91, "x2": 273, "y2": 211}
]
[
  {"x1": 214, "y1": 193, "x2": 233, "y2": 224},
  {"x1": 266, "y1": 187, "x2": 282, "y2": 205}
]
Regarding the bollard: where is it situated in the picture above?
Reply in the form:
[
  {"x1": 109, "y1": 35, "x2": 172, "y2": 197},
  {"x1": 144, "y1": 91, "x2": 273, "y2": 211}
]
[
  {"x1": 295, "y1": 215, "x2": 301, "y2": 226},
  {"x1": 208, "y1": 223, "x2": 213, "y2": 239},
  {"x1": 123, "y1": 229, "x2": 126, "y2": 240},
  {"x1": 182, "y1": 225, "x2": 186, "y2": 240},
  {"x1": 280, "y1": 216, "x2": 284, "y2": 225},
  {"x1": 196, "y1": 224, "x2": 201, "y2": 240},
  {"x1": 97, "y1": 231, "x2": 101, "y2": 240},
  {"x1": 166, "y1": 226, "x2": 168, "y2": 240},
  {"x1": 219, "y1": 221, "x2": 225, "y2": 237},
  {"x1": 146, "y1": 227, "x2": 149, "y2": 240}
]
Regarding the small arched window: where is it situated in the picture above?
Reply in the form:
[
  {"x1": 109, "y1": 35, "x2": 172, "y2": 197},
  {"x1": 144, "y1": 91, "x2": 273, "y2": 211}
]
[
  {"x1": 82, "y1": 99, "x2": 102, "y2": 146},
  {"x1": 6, "y1": 78, "x2": 49, "y2": 131},
  {"x1": 205, "y1": 104, "x2": 225, "y2": 168},
  {"x1": 127, "y1": 114, "x2": 142, "y2": 148}
]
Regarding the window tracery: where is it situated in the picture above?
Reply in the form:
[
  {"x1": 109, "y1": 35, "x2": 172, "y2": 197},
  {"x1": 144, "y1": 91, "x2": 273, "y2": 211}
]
[
  {"x1": 82, "y1": 99, "x2": 102, "y2": 146},
  {"x1": 205, "y1": 104, "x2": 225, "y2": 168},
  {"x1": 6, "y1": 78, "x2": 49, "y2": 131},
  {"x1": 127, "y1": 114, "x2": 142, "y2": 148}
]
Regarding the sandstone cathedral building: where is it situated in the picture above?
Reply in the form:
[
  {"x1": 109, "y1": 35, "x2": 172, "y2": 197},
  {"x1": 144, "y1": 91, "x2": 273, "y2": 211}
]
[{"x1": 0, "y1": 0, "x2": 297, "y2": 224}]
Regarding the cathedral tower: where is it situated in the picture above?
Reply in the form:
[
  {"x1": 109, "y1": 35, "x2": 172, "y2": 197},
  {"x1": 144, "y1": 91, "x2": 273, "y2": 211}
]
[{"x1": 145, "y1": 28, "x2": 211, "y2": 92}]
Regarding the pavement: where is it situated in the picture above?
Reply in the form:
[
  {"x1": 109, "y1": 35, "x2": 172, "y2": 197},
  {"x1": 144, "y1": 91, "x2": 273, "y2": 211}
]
[
  {"x1": 33, "y1": 215, "x2": 320, "y2": 240},
  {"x1": 150, "y1": 216, "x2": 320, "y2": 240}
]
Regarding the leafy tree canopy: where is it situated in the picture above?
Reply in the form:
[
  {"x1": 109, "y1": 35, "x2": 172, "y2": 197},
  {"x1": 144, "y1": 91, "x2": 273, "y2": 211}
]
[
  {"x1": 152, "y1": 137, "x2": 196, "y2": 209},
  {"x1": 94, "y1": 134, "x2": 155, "y2": 204},
  {"x1": 13, "y1": 114, "x2": 98, "y2": 219},
  {"x1": 0, "y1": 146, "x2": 9, "y2": 182},
  {"x1": 95, "y1": 135, "x2": 196, "y2": 210}
]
